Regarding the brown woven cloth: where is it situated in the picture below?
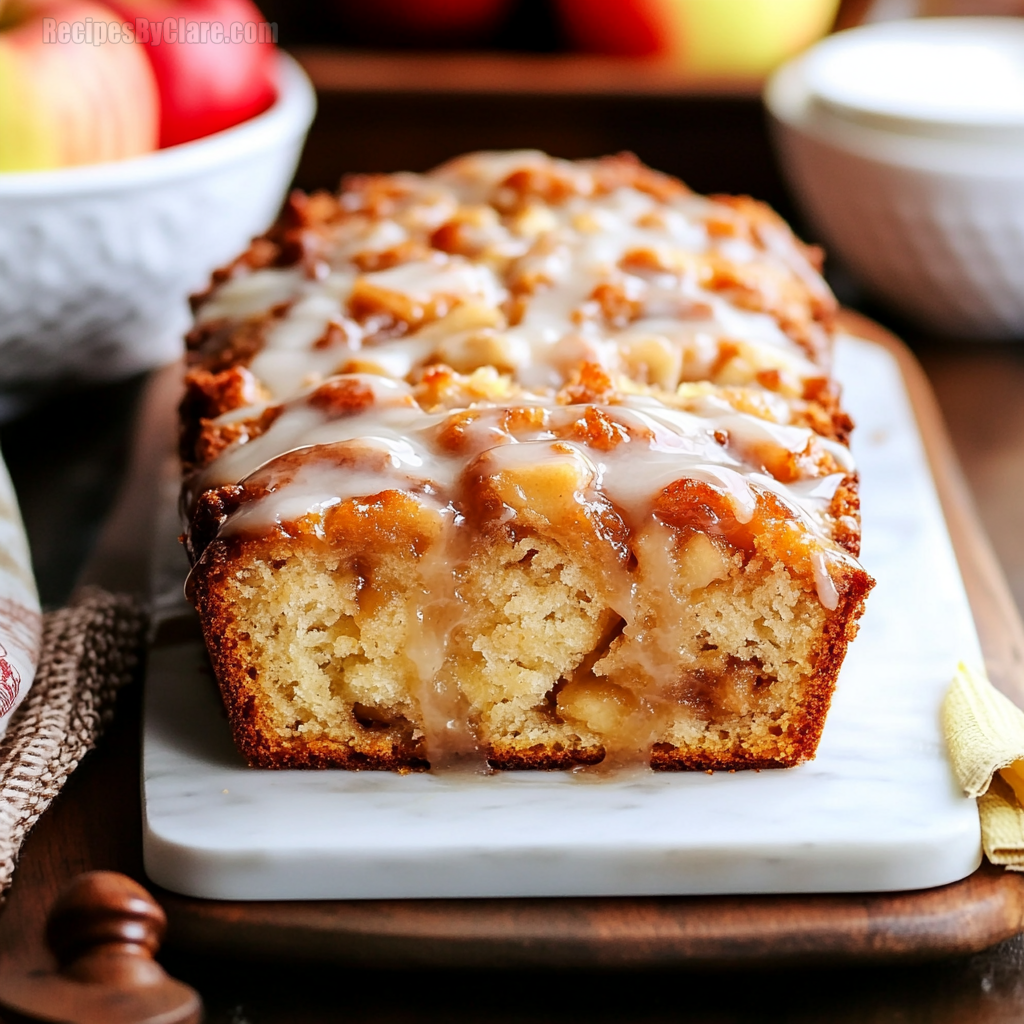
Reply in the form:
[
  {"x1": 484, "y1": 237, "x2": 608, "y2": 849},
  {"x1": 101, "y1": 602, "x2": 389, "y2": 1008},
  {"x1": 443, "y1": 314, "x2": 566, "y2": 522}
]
[{"x1": 0, "y1": 587, "x2": 147, "y2": 898}]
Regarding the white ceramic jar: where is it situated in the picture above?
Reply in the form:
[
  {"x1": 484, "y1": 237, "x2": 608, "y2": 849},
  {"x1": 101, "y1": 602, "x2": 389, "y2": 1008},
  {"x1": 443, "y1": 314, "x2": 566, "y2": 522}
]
[
  {"x1": 766, "y1": 18, "x2": 1024, "y2": 338},
  {"x1": 0, "y1": 53, "x2": 316, "y2": 387}
]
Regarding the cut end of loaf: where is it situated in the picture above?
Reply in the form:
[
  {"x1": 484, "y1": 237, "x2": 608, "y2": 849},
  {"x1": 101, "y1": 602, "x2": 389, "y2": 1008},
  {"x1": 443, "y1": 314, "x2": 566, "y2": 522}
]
[{"x1": 191, "y1": 490, "x2": 873, "y2": 772}]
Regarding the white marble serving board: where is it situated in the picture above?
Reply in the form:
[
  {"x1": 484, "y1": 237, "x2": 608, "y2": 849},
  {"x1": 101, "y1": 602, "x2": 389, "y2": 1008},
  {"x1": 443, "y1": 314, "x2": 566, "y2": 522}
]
[{"x1": 143, "y1": 335, "x2": 983, "y2": 900}]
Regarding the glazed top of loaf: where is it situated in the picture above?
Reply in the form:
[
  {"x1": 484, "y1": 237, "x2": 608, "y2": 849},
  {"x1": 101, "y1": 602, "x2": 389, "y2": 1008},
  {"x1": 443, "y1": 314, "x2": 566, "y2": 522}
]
[
  {"x1": 184, "y1": 367, "x2": 860, "y2": 611},
  {"x1": 188, "y1": 151, "x2": 837, "y2": 409}
]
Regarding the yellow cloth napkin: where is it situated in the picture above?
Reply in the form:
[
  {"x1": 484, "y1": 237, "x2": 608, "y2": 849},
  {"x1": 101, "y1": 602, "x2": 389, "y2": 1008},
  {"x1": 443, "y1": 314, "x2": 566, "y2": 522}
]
[{"x1": 942, "y1": 663, "x2": 1024, "y2": 871}]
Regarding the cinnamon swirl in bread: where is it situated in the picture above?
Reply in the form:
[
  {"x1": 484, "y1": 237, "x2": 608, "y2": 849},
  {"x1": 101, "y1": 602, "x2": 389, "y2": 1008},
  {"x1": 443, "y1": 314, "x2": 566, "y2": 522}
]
[{"x1": 181, "y1": 151, "x2": 873, "y2": 771}]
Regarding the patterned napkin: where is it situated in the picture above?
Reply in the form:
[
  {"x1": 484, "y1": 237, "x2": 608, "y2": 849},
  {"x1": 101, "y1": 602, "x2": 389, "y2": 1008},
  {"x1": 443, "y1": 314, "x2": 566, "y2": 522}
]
[
  {"x1": 943, "y1": 663, "x2": 1024, "y2": 871},
  {"x1": 0, "y1": 450, "x2": 147, "y2": 898},
  {"x1": 0, "y1": 588, "x2": 145, "y2": 897},
  {"x1": 0, "y1": 457, "x2": 40, "y2": 738}
]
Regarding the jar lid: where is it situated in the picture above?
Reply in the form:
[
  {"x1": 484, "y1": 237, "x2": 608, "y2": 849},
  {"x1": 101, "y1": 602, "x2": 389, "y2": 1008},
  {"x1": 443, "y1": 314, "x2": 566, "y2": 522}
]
[{"x1": 803, "y1": 18, "x2": 1024, "y2": 139}]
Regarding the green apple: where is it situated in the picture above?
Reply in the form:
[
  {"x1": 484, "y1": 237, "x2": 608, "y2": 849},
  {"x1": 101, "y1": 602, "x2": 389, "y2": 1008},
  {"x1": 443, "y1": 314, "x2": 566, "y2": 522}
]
[{"x1": 0, "y1": 0, "x2": 159, "y2": 171}]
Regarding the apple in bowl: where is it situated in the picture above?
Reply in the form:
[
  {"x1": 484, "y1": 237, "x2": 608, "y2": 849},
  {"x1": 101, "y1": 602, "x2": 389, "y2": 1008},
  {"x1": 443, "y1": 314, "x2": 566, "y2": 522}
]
[
  {"x1": 0, "y1": 0, "x2": 159, "y2": 171},
  {"x1": 103, "y1": 0, "x2": 278, "y2": 147},
  {"x1": 0, "y1": 0, "x2": 279, "y2": 170},
  {"x1": 0, "y1": 52, "x2": 315, "y2": 388},
  {"x1": 0, "y1": 0, "x2": 308, "y2": 390},
  {"x1": 555, "y1": 0, "x2": 841, "y2": 76}
]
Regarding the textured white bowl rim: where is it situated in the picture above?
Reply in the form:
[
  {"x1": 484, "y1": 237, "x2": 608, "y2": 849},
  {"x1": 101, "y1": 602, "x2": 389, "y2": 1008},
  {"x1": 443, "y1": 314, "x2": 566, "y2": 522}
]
[
  {"x1": 0, "y1": 51, "x2": 316, "y2": 197},
  {"x1": 767, "y1": 38, "x2": 1024, "y2": 176},
  {"x1": 803, "y1": 18, "x2": 1024, "y2": 135}
]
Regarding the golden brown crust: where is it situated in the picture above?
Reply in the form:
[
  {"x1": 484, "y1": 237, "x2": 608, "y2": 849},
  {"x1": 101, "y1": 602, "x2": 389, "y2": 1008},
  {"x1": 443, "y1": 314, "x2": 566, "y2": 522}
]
[
  {"x1": 185, "y1": 310, "x2": 283, "y2": 376},
  {"x1": 179, "y1": 366, "x2": 267, "y2": 466},
  {"x1": 486, "y1": 744, "x2": 605, "y2": 770},
  {"x1": 188, "y1": 189, "x2": 346, "y2": 315},
  {"x1": 830, "y1": 475, "x2": 862, "y2": 558}
]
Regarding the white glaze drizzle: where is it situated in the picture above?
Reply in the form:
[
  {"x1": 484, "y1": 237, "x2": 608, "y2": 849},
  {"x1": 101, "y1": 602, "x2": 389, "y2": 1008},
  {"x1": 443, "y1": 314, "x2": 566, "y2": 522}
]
[
  {"x1": 193, "y1": 151, "x2": 831, "y2": 403},
  {"x1": 192, "y1": 374, "x2": 859, "y2": 607},
  {"x1": 188, "y1": 152, "x2": 856, "y2": 612}
]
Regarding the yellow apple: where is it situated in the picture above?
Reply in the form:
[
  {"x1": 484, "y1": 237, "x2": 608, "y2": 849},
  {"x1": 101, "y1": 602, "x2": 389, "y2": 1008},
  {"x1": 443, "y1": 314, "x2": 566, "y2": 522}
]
[
  {"x1": 557, "y1": 0, "x2": 841, "y2": 77},
  {"x1": 0, "y1": 0, "x2": 159, "y2": 171}
]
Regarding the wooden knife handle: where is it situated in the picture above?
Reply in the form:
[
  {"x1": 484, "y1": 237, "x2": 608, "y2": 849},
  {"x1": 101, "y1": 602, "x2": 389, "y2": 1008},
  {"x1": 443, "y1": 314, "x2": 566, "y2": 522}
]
[{"x1": 0, "y1": 871, "x2": 201, "y2": 1024}]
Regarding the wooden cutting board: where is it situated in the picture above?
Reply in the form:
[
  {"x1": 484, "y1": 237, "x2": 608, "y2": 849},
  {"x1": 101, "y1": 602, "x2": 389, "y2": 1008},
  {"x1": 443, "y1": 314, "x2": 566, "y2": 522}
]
[{"x1": 134, "y1": 311, "x2": 1024, "y2": 965}]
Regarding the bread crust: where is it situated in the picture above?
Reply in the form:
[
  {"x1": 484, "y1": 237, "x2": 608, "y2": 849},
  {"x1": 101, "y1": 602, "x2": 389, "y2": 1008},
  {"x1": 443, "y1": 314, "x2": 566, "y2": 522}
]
[{"x1": 179, "y1": 150, "x2": 875, "y2": 773}]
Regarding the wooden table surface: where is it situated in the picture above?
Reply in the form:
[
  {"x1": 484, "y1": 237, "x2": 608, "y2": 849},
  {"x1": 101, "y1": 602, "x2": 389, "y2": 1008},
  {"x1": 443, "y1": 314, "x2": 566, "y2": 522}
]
[
  {"x1": 2, "y1": 72, "x2": 1024, "y2": 1018},
  {"x1": 0, "y1": 331, "x2": 1019, "y2": 1024}
]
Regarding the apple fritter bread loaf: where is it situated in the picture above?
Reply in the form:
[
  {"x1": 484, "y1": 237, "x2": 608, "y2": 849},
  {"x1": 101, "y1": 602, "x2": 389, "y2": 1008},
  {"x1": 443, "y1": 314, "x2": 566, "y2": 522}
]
[{"x1": 180, "y1": 150, "x2": 873, "y2": 771}]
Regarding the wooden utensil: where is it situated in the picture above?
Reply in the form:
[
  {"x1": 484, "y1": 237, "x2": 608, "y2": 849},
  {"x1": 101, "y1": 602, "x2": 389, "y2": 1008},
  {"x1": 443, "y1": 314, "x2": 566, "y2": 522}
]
[{"x1": 0, "y1": 871, "x2": 201, "y2": 1024}]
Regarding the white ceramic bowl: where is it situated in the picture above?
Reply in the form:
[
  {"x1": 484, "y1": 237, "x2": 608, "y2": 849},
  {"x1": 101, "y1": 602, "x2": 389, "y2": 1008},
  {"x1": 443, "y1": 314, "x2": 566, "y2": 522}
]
[
  {"x1": 0, "y1": 53, "x2": 316, "y2": 386},
  {"x1": 766, "y1": 19, "x2": 1024, "y2": 339}
]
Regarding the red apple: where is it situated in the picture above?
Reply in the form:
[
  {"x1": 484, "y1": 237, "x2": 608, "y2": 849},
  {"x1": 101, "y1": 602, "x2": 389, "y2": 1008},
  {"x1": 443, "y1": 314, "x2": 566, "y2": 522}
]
[
  {"x1": 555, "y1": 0, "x2": 663, "y2": 56},
  {"x1": 0, "y1": 0, "x2": 159, "y2": 171},
  {"x1": 102, "y1": 0, "x2": 278, "y2": 148},
  {"x1": 332, "y1": 0, "x2": 515, "y2": 47}
]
